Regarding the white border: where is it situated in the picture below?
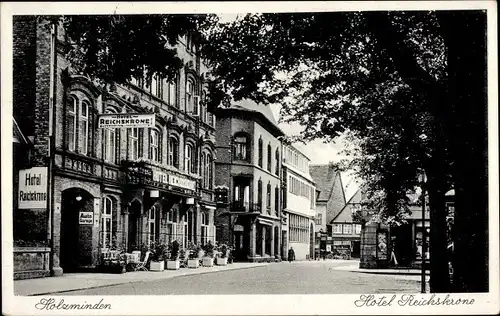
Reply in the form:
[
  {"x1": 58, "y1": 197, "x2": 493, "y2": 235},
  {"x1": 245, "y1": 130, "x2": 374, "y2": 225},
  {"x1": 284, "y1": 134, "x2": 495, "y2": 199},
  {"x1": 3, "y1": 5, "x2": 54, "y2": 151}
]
[{"x1": 1, "y1": 1, "x2": 499, "y2": 315}]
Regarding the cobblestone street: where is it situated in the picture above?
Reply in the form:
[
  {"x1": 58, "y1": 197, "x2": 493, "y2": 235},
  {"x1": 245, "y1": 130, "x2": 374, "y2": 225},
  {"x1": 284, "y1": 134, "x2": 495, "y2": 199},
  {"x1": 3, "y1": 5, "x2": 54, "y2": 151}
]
[{"x1": 58, "y1": 261, "x2": 422, "y2": 295}]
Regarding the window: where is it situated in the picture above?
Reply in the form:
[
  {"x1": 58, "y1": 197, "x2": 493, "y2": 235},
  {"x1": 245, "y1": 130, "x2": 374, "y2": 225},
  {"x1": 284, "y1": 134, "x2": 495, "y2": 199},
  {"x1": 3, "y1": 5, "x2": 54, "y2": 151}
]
[
  {"x1": 186, "y1": 79, "x2": 194, "y2": 113},
  {"x1": 129, "y1": 128, "x2": 139, "y2": 161},
  {"x1": 201, "y1": 91, "x2": 208, "y2": 123},
  {"x1": 257, "y1": 179, "x2": 263, "y2": 210},
  {"x1": 267, "y1": 144, "x2": 272, "y2": 172},
  {"x1": 151, "y1": 75, "x2": 161, "y2": 98},
  {"x1": 168, "y1": 137, "x2": 179, "y2": 168},
  {"x1": 355, "y1": 224, "x2": 362, "y2": 235},
  {"x1": 258, "y1": 137, "x2": 263, "y2": 167},
  {"x1": 185, "y1": 144, "x2": 194, "y2": 173},
  {"x1": 66, "y1": 96, "x2": 77, "y2": 151},
  {"x1": 275, "y1": 148, "x2": 280, "y2": 175},
  {"x1": 201, "y1": 212, "x2": 209, "y2": 245},
  {"x1": 166, "y1": 210, "x2": 176, "y2": 244},
  {"x1": 274, "y1": 186, "x2": 279, "y2": 215},
  {"x1": 201, "y1": 152, "x2": 206, "y2": 187},
  {"x1": 164, "y1": 78, "x2": 178, "y2": 108},
  {"x1": 79, "y1": 100, "x2": 90, "y2": 155},
  {"x1": 333, "y1": 224, "x2": 343, "y2": 234},
  {"x1": 206, "y1": 153, "x2": 213, "y2": 189},
  {"x1": 208, "y1": 112, "x2": 214, "y2": 126},
  {"x1": 149, "y1": 128, "x2": 161, "y2": 163},
  {"x1": 343, "y1": 224, "x2": 353, "y2": 234},
  {"x1": 101, "y1": 197, "x2": 113, "y2": 249},
  {"x1": 315, "y1": 214, "x2": 322, "y2": 225},
  {"x1": 289, "y1": 214, "x2": 309, "y2": 243},
  {"x1": 103, "y1": 128, "x2": 117, "y2": 163},
  {"x1": 266, "y1": 183, "x2": 271, "y2": 210},
  {"x1": 234, "y1": 135, "x2": 249, "y2": 161},
  {"x1": 148, "y1": 206, "x2": 157, "y2": 246}
]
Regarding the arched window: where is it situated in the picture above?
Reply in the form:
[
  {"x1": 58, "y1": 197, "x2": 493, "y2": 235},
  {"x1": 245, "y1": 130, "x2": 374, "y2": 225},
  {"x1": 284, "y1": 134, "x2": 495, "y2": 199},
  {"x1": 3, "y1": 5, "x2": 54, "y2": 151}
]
[
  {"x1": 201, "y1": 152, "x2": 206, "y2": 187},
  {"x1": 275, "y1": 148, "x2": 280, "y2": 175},
  {"x1": 164, "y1": 76, "x2": 178, "y2": 108},
  {"x1": 257, "y1": 179, "x2": 263, "y2": 211},
  {"x1": 234, "y1": 133, "x2": 250, "y2": 161},
  {"x1": 103, "y1": 127, "x2": 117, "y2": 163},
  {"x1": 266, "y1": 183, "x2": 271, "y2": 210},
  {"x1": 66, "y1": 96, "x2": 77, "y2": 151},
  {"x1": 186, "y1": 79, "x2": 195, "y2": 113},
  {"x1": 168, "y1": 137, "x2": 179, "y2": 168},
  {"x1": 185, "y1": 143, "x2": 194, "y2": 173},
  {"x1": 206, "y1": 153, "x2": 213, "y2": 189},
  {"x1": 267, "y1": 143, "x2": 272, "y2": 172},
  {"x1": 149, "y1": 128, "x2": 162, "y2": 163},
  {"x1": 79, "y1": 100, "x2": 90, "y2": 155},
  {"x1": 101, "y1": 196, "x2": 113, "y2": 249},
  {"x1": 258, "y1": 137, "x2": 263, "y2": 167},
  {"x1": 129, "y1": 128, "x2": 139, "y2": 161}
]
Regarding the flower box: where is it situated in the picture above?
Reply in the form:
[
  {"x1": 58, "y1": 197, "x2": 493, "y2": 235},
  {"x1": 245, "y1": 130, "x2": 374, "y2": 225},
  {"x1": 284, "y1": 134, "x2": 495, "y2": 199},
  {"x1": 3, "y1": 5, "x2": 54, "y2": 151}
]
[
  {"x1": 166, "y1": 260, "x2": 180, "y2": 270},
  {"x1": 188, "y1": 259, "x2": 200, "y2": 268},
  {"x1": 216, "y1": 257, "x2": 228, "y2": 266},
  {"x1": 149, "y1": 261, "x2": 164, "y2": 272},
  {"x1": 202, "y1": 257, "x2": 214, "y2": 267}
]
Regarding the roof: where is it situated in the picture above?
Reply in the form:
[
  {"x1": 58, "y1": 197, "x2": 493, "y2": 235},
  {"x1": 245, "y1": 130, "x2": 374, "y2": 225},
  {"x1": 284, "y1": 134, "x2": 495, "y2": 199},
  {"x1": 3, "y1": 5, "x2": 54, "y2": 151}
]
[
  {"x1": 331, "y1": 189, "x2": 363, "y2": 223},
  {"x1": 309, "y1": 164, "x2": 341, "y2": 201},
  {"x1": 232, "y1": 99, "x2": 279, "y2": 127}
]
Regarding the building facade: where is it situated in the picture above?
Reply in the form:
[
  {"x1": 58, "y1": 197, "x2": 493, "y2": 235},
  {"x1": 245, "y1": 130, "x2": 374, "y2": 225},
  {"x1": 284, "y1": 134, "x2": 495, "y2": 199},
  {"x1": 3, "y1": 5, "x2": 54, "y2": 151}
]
[
  {"x1": 281, "y1": 145, "x2": 316, "y2": 260},
  {"x1": 214, "y1": 100, "x2": 283, "y2": 262},
  {"x1": 309, "y1": 164, "x2": 346, "y2": 259},
  {"x1": 329, "y1": 189, "x2": 363, "y2": 258},
  {"x1": 13, "y1": 17, "x2": 217, "y2": 278}
]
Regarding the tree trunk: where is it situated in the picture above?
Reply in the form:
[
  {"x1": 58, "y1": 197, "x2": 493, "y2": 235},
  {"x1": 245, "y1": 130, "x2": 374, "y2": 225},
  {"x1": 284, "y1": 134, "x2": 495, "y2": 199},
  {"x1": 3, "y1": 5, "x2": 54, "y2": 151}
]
[{"x1": 437, "y1": 11, "x2": 488, "y2": 292}]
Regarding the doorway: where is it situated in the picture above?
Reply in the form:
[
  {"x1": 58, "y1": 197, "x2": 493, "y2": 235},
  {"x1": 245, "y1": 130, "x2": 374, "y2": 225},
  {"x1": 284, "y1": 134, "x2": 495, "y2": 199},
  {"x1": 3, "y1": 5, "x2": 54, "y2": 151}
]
[
  {"x1": 60, "y1": 188, "x2": 93, "y2": 272},
  {"x1": 128, "y1": 200, "x2": 142, "y2": 251}
]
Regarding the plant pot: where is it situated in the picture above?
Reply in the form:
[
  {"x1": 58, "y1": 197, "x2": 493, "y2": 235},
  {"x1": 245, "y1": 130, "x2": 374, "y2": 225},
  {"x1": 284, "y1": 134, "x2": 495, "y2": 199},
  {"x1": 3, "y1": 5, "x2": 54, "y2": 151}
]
[
  {"x1": 150, "y1": 261, "x2": 165, "y2": 272},
  {"x1": 188, "y1": 259, "x2": 199, "y2": 268},
  {"x1": 216, "y1": 257, "x2": 228, "y2": 266},
  {"x1": 166, "y1": 260, "x2": 180, "y2": 270},
  {"x1": 202, "y1": 257, "x2": 214, "y2": 267}
]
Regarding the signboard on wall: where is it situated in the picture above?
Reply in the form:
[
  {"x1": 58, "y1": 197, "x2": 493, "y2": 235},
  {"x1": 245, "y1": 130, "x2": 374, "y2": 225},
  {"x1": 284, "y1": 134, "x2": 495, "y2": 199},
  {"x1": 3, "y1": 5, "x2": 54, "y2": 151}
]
[
  {"x1": 18, "y1": 167, "x2": 48, "y2": 209},
  {"x1": 169, "y1": 174, "x2": 196, "y2": 191},
  {"x1": 376, "y1": 231, "x2": 388, "y2": 260},
  {"x1": 79, "y1": 211, "x2": 94, "y2": 225},
  {"x1": 98, "y1": 113, "x2": 155, "y2": 128}
]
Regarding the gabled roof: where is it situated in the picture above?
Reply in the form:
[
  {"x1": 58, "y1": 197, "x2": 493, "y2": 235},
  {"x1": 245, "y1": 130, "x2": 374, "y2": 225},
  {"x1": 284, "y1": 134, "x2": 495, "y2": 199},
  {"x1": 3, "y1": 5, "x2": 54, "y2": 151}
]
[
  {"x1": 309, "y1": 164, "x2": 341, "y2": 201},
  {"x1": 232, "y1": 99, "x2": 279, "y2": 127},
  {"x1": 331, "y1": 189, "x2": 363, "y2": 223}
]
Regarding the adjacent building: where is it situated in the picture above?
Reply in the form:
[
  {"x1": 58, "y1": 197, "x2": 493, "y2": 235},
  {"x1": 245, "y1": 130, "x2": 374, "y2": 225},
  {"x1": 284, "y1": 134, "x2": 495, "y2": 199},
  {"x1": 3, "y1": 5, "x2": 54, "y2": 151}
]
[
  {"x1": 214, "y1": 100, "x2": 284, "y2": 262},
  {"x1": 309, "y1": 164, "x2": 346, "y2": 258},
  {"x1": 13, "y1": 17, "x2": 217, "y2": 278},
  {"x1": 281, "y1": 145, "x2": 316, "y2": 260}
]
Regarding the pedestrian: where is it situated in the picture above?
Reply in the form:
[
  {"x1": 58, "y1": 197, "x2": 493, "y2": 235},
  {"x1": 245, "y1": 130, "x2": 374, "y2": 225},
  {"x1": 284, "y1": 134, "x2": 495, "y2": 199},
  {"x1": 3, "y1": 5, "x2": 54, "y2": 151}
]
[{"x1": 288, "y1": 247, "x2": 295, "y2": 263}]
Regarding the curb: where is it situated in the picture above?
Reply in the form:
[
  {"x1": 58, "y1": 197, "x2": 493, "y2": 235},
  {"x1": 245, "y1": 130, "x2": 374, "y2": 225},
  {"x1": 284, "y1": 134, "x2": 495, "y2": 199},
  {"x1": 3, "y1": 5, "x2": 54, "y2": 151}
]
[
  {"x1": 335, "y1": 267, "x2": 425, "y2": 276},
  {"x1": 23, "y1": 264, "x2": 268, "y2": 296}
]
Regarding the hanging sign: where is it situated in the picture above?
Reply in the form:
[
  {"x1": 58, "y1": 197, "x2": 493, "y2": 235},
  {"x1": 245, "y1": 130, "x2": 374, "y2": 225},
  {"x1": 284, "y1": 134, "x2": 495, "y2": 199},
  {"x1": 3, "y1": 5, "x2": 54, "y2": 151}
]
[
  {"x1": 79, "y1": 211, "x2": 94, "y2": 225},
  {"x1": 169, "y1": 174, "x2": 196, "y2": 191},
  {"x1": 98, "y1": 113, "x2": 155, "y2": 128},
  {"x1": 18, "y1": 167, "x2": 48, "y2": 209}
]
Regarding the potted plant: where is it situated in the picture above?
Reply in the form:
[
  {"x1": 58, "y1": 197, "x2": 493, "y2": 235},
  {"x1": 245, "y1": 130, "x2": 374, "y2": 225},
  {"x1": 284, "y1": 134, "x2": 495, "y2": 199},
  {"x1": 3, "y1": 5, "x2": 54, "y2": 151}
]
[
  {"x1": 166, "y1": 240, "x2": 180, "y2": 270},
  {"x1": 216, "y1": 244, "x2": 229, "y2": 266},
  {"x1": 149, "y1": 241, "x2": 167, "y2": 271},
  {"x1": 202, "y1": 241, "x2": 215, "y2": 267},
  {"x1": 187, "y1": 242, "x2": 201, "y2": 268}
]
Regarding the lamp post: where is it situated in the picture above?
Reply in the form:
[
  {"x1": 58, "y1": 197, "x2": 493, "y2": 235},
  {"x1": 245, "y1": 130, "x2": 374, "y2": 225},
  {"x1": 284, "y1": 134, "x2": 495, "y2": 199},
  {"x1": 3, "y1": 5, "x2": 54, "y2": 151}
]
[{"x1": 418, "y1": 171, "x2": 427, "y2": 293}]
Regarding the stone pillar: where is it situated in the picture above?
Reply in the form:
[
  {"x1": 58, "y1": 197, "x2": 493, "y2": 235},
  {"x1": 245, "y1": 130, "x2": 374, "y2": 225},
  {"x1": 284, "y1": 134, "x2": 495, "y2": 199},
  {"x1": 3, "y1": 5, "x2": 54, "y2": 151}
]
[
  {"x1": 51, "y1": 199, "x2": 63, "y2": 276},
  {"x1": 270, "y1": 225, "x2": 275, "y2": 257},
  {"x1": 261, "y1": 225, "x2": 266, "y2": 256},
  {"x1": 123, "y1": 210, "x2": 129, "y2": 251},
  {"x1": 250, "y1": 221, "x2": 256, "y2": 258}
]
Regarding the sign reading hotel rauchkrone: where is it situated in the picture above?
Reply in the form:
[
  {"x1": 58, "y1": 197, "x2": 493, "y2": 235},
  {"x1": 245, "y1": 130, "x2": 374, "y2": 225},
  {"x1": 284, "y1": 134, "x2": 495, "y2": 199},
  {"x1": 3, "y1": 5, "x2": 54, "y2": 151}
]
[
  {"x1": 18, "y1": 167, "x2": 48, "y2": 209},
  {"x1": 98, "y1": 113, "x2": 155, "y2": 128}
]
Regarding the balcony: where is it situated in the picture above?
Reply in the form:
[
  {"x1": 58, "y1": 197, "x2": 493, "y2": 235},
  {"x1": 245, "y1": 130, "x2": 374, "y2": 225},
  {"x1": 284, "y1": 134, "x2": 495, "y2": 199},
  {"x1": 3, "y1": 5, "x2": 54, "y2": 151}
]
[{"x1": 230, "y1": 201, "x2": 261, "y2": 213}]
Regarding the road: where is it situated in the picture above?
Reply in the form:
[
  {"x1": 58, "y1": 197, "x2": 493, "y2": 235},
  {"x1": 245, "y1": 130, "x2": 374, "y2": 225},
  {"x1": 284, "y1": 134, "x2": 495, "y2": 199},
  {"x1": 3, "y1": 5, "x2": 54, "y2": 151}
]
[{"x1": 61, "y1": 261, "x2": 421, "y2": 295}]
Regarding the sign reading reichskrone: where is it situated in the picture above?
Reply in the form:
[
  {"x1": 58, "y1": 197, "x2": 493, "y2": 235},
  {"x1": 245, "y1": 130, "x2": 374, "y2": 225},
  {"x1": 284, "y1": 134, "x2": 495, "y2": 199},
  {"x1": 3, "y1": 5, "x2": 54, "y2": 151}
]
[
  {"x1": 169, "y1": 174, "x2": 196, "y2": 191},
  {"x1": 18, "y1": 167, "x2": 48, "y2": 209},
  {"x1": 98, "y1": 113, "x2": 155, "y2": 128}
]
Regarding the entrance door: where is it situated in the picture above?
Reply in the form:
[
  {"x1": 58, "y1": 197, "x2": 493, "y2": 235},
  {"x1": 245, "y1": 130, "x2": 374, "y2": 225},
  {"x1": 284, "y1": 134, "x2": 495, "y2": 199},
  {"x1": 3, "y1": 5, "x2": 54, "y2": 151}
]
[
  {"x1": 128, "y1": 200, "x2": 142, "y2": 251},
  {"x1": 60, "y1": 188, "x2": 93, "y2": 272}
]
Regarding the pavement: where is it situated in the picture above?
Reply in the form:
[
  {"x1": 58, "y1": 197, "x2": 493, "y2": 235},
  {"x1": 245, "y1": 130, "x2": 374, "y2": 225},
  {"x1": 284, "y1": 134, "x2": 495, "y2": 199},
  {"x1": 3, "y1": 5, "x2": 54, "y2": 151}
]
[
  {"x1": 330, "y1": 261, "x2": 428, "y2": 275},
  {"x1": 14, "y1": 262, "x2": 268, "y2": 296}
]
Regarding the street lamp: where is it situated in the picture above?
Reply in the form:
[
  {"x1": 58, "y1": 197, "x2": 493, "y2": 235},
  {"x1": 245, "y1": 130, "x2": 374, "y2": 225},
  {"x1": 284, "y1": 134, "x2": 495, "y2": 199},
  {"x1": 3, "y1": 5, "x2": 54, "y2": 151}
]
[{"x1": 418, "y1": 171, "x2": 427, "y2": 293}]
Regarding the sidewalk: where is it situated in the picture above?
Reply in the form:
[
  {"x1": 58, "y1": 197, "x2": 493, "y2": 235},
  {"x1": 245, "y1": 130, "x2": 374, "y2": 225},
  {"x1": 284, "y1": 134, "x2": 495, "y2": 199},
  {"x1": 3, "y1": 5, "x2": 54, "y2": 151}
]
[
  {"x1": 14, "y1": 262, "x2": 268, "y2": 296},
  {"x1": 332, "y1": 261, "x2": 429, "y2": 275}
]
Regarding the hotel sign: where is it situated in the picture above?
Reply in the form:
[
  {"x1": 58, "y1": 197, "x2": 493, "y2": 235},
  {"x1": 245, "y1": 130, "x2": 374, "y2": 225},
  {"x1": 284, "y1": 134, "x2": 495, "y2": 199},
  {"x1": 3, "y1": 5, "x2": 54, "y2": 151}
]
[
  {"x1": 169, "y1": 174, "x2": 196, "y2": 191},
  {"x1": 18, "y1": 167, "x2": 48, "y2": 209},
  {"x1": 98, "y1": 113, "x2": 155, "y2": 128}
]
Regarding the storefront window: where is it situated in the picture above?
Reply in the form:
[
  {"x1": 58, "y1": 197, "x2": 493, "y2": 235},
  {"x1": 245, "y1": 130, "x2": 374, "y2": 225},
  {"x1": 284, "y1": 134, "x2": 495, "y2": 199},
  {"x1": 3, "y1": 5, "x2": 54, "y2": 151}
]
[
  {"x1": 201, "y1": 212, "x2": 209, "y2": 245},
  {"x1": 101, "y1": 197, "x2": 113, "y2": 249},
  {"x1": 148, "y1": 206, "x2": 156, "y2": 246}
]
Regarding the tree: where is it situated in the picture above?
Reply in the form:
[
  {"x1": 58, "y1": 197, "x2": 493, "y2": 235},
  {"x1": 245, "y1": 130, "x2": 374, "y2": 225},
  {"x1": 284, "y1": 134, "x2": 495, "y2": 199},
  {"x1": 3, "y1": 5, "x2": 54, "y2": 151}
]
[{"x1": 200, "y1": 11, "x2": 487, "y2": 292}]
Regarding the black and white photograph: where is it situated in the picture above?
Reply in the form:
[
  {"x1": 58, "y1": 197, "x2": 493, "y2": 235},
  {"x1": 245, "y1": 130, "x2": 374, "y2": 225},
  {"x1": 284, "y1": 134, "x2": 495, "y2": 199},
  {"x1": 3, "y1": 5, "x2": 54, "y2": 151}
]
[{"x1": 1, "y1": 1, "x2": 498, "y2": 315}]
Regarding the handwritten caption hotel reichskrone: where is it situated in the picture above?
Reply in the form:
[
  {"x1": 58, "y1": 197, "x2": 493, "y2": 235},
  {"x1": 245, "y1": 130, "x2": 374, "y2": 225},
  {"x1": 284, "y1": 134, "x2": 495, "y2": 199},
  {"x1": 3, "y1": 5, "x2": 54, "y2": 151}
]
[{"x1": 354, "y1": 294, "x2": 475, "y2": 307}]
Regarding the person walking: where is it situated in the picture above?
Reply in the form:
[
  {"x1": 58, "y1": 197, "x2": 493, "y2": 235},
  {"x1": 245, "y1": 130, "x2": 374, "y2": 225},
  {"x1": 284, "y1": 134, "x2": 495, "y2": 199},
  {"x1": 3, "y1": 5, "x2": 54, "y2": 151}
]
[{"x1": 288, "y1": 247, "x2": 295, "y2": 263}]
